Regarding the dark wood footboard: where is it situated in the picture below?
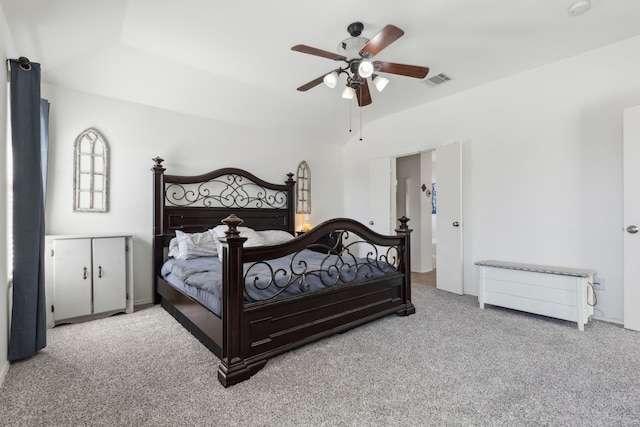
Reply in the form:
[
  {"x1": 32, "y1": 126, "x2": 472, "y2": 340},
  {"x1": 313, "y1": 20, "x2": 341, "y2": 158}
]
[{"x1": 217, "y1": 215, "x2": 413, "y2": 387}]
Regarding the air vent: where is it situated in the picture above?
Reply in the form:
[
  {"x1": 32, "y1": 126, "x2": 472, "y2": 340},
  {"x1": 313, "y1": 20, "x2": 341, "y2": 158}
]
[{"x1": 426, "y1": 73, "x2": 452, "y2": 86}]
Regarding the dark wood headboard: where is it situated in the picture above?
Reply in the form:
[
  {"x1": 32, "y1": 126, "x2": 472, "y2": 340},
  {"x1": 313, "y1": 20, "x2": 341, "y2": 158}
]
[{"x1": 151, "y1": 157, "x2": 296, "y2": 295}]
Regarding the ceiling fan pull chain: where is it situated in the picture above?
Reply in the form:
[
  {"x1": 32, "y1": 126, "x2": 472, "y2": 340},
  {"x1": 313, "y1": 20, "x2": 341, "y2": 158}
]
[
  {"x1": 348, "y1": 98, "x2": 353, "y2": 133},
  {"x1": 359, "y1": 103, "x2": 363, "y2": 141}
]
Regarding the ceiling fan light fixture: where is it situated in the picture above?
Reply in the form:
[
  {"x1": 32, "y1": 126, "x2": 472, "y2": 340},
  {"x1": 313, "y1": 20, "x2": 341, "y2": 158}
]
[
  {"x1": 358, "y1": 60, "x2": 374, "y2": 78},
  {"x1": 291, "y1": 22, "x2": 429, "y2": 107},
  {"x1": 341, "y1": 86, "x2": 355, "y2": 99},
  {"x1": 372, "y1": 75, "x2": 389, "y2": 92},
  {"x1": 323, "y1": 71, "x2": 338, "y2": 88}
]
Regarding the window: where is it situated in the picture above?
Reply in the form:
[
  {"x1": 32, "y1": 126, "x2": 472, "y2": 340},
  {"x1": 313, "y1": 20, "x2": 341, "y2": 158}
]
[
  {"x1": 296, "y1": 161, "x2": 311, "y2": 214},
  {"x1": 74, "y1": 128, "x2": 108, "y2": 212}
]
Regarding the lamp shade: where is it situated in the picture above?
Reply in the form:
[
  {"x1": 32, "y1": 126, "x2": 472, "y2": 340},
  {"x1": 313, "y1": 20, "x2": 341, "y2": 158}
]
[
  {"x1": 358, "y1": 60, "x2": 374, "y2": 78},
  {"x1": 341, "y1": 86, "x2": 355, "y2": 99},
  {"x1": 373, "y1": 75, "x2": 389, "y2": 92},
  {"x1": 323, "y1": 71, "x2": 338, "y2": 88}
]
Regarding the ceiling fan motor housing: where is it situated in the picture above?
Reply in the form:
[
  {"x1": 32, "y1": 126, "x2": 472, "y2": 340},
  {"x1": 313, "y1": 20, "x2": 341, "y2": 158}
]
[
  {"x1": 339, "y1": 37, "x2": 369, "y2": 60},
  {"x1": 347, "y1": 22, "x2": 364, "y2": 37}
]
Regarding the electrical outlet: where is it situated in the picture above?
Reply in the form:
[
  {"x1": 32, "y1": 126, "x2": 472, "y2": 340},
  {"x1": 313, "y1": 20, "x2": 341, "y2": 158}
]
[{"x1": 593, "y1": 277, "x2": 605, "y2": 291}]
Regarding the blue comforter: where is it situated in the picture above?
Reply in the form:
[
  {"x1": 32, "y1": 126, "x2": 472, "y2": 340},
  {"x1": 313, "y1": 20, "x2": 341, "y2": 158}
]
[{"x1": 161, "y1": 249, "x2": 398, "y2": 314}]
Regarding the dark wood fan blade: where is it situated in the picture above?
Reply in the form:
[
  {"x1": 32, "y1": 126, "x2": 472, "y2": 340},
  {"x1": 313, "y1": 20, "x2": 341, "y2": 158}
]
[
  {"x1": 359, "y1": 25, "x2": 404, "y2": 58},
  {"x1": 296, "y1": 74, "x2": 326, "y2": 92},
  {"x1": 291, "y1": 44, "x2": 347, "y2": 61},
  {"x1": 296, "y1": 69, "x2": 340, "y2": 91},
  {"x1": 375, "y1": 61, "x2": 429, "y2": 79},
  {"x1": 356, "y1": 80, "x2": 372, "y2": 107}
]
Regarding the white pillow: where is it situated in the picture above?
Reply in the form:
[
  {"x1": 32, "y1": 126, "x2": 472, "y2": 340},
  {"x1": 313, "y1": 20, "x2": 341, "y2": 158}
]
[
  {"x1": 256, "y1": 229, "x2": 295, "y2": 245},
  {"x1": 173, "y1": 229, "x2": 218, "y2": 260},
  {"x1": 168, "y1": 237, "x2": 179, "y2": 258},
  {"x1": 211, "y1": 225, "x2": 265, "y2": 259}
]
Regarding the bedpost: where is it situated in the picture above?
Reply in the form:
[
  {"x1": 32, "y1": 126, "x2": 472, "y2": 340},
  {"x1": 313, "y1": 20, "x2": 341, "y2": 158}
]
[
  {"x1": 218, "y1": 214, "x2": 254, "y2": 387},
  {"x1": 285, "y1": 172, "x2": 295, "y2": 235},
  {"x1": 396, "y1": 216, "x2": 416, "y2": 316},
  {"x1": 151, "y1": 157, "x2": 166, "y2": 304}
]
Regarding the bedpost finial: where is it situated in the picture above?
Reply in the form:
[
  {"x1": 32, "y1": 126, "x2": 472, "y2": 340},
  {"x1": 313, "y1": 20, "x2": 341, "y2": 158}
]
[
  {"x1": 152, "y1": 157, "x2": 165, "y2": 172},
  {"x1": 222, "y1": 214, "x2": 244, "y2": 236},
  {"x1": 286, "y1": 172, "x2": 295, "y2": 184},
  {"x1": 396, "y1": 216, "x2": 412, "y2": 233}
]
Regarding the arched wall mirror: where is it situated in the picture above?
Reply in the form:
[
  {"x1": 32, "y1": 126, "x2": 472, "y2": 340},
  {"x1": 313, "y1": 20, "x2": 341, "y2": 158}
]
[
  {"x1": 73, "y1": 128, "x2": 109, "y2": 212},
  {"x1": 296, "y1": 161, "x2": 311, "y2": 214}
]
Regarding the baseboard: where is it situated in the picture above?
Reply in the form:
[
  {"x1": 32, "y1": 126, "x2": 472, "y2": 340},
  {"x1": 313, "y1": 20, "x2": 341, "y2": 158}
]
[
  {"x1": 134, "y1": 298, "x2": 154, "y2": 307},
  {"x1": 0, "y1": 359, "x2": 9, "y2": 389},
  {"x1": 591, "y1": 316, "x2": 624, "y2": 326}
]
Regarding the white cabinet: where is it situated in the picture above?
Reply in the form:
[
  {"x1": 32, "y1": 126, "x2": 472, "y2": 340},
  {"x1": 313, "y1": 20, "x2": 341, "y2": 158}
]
[{"x1": 45, "y1": 235, "x2": 133, "y2": 326}]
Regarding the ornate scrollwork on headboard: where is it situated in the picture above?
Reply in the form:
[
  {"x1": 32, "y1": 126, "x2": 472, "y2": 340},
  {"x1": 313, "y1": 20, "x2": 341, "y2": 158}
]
[{"x1": 165, "y1": 173, "x2": 289, "y2": 208}]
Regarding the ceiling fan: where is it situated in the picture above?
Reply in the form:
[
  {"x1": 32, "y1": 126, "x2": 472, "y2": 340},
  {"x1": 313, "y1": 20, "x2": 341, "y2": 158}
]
[{"x1": 292, "y1": 22, "x2": 429, "y2": 107}]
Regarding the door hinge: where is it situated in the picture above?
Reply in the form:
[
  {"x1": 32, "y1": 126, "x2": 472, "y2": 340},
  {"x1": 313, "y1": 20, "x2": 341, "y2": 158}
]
[
  {"x1": 126, "y1": 292, "x2": 129, "y2": 300},
  {"x1": 126, "y1": 244, "x2": 129, "y2": 252}
]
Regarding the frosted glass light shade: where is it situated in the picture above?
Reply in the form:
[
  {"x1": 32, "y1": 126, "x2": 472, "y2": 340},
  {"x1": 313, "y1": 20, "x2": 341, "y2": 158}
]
[
  {"x1": 341, "y1": 86, "x2": 355, "y2": 99},
  {"x1": 358, "y1": 60, "x2": 374, "y2": 78},
  {"x1": 323, "y1": 71, "x2": 338, "y2": 88},
  {"x1": 373, "y1": 75, "x2": 389, "y2": 92}
]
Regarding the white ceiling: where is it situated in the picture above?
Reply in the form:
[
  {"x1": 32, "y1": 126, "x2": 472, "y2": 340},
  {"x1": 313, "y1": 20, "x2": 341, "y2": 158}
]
[{"x1": 4, "y1": 0, "x2": 640, "y2": 144}]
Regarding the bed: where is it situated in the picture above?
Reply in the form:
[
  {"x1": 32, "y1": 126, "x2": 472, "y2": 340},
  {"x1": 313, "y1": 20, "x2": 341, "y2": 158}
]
[{"x1": 152, "y1": 157, "x2": 415, "y2": 387}]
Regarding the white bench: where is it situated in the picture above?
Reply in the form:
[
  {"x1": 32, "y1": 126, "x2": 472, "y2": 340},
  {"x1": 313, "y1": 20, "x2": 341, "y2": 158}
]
[{"x1": 476, "y1": 260, "x2": 596, "y2": 331}]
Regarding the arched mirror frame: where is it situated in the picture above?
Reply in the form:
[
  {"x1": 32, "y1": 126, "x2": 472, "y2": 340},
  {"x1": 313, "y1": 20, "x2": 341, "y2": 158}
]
[
  {"x1": 296, "y1": 161, "x2": 311, "y2": 214},
  {"x1": 73, "y1": 128, "x2": 109, "y2": 212}
]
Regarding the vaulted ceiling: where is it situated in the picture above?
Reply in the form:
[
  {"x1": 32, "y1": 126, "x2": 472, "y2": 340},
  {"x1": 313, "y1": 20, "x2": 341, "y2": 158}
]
[{"x1": 4, "y1": 0, "x2": 640, "y2": 144}]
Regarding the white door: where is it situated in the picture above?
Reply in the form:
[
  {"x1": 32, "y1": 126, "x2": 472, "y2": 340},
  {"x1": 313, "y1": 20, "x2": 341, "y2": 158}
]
[
  {"x1": 92, "y1": 237, "x2": 127, "y2": 313},
  {"x1": 623, "y1": 106, "x2": 640, "y2": 331},
  {"x1": 53, "y1": 239, "x2": 92, "y2": 321},
  {"x1": 435, "y1": 141, "x2": 464, "y2": 295},
  {"x1": 369, "y1": 157, "x2": 395, "y2": 234}
]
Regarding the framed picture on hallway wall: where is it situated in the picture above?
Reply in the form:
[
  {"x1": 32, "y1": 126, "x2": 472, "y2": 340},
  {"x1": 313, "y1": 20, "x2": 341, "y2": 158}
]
[{"x1": 431, "y1": 182, "x2": 436, "y2": 214}]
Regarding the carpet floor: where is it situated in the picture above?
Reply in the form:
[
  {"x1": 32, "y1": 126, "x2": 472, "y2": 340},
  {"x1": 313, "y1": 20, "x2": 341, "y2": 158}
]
[{"x1": 1, "y1": 285, "x2": 640, "y2": 426}]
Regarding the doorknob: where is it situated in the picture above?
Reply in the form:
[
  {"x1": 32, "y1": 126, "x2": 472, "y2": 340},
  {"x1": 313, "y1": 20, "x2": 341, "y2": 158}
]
[
  {"x1": 628, "y1": 225, "x2": 639, "y2": 234},
  {"x1": 452, "y1": 221, "x2": 460, "y2": 227}
]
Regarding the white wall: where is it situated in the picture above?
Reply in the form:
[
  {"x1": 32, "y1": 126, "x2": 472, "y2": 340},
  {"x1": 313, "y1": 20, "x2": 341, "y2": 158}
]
[
  {"x1": 0, "y1": 3, "x2": 14, "y2": 386},
  {"x1": 41, "y1": 85, "x2": 344, "y2": 304},
  {"x1": 343, "y1": 35, "x2": 640, "y2": 323}
]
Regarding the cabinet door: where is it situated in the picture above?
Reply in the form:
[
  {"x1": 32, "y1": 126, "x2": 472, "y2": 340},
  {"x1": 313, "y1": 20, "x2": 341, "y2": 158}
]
[
  {"x1": 53, "y1": 239, "x2": 93, "y2": 321},
  {"x1": 92, "y1": 237, "x2": 127, "y2": 313}
]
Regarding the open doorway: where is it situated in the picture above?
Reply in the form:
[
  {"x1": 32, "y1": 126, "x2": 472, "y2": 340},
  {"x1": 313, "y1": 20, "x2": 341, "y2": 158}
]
[
  {"x1": 395, "y1": 151, "x2": 436, "y2": 285},
  {"x1": 369, "y1": 141, "x2": 462, "y2": 293}
]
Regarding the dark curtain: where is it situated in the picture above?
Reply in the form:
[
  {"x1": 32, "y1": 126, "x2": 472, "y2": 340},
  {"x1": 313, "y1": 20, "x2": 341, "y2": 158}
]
[
  {"x1": 40, "y1": 99, "x2": 50, "y2": 201},
  {"x1": 8, "y1": 59, "x2": 48, "y2": 361}
]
